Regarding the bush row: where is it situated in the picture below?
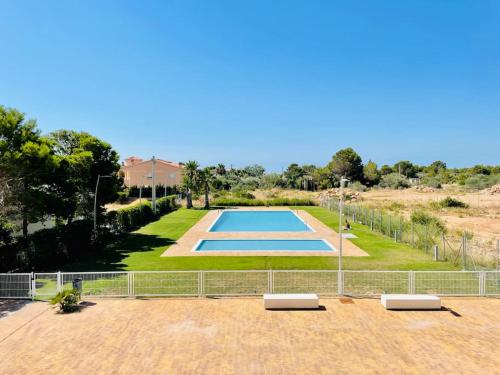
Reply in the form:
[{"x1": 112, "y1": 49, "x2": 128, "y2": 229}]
[
  {"x1": 114, "y1": 195, "x2": 179, "y2": 231},
  {"x1": 211, "y1": 197, "x2": 316, "y2": 207},
  {"x1": 0, "y1": 196, "x2": 180, "y2": 272}
]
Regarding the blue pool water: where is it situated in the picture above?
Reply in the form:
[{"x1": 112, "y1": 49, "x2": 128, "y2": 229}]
[
  {"x1": 209, "y1": 211, "x2": 311, "y2": 232},
  {"x1": 195, "y1": 239, "x2": 334, "y2": 251}
]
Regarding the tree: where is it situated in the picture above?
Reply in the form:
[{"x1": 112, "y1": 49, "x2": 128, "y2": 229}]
[
  {"x1": 328, "y1": 148, "x2": 363, "y2": 182},
  {"x1": 471, "y1": 165, "x2": 490, "y2": 175},
  {"x1": 260, "y1": 173, "x2": 285, "y2": 189},
  {"x1": 0, "y1": 106, "x2": 57, "y2": 236},
  {"x1": 182, "y1": 160, "x2": 199, "y2": 209},
  {"x1": 425, "y1": 161, "x2": 447, "y2": 176},
  {"x1": 300, "y1": 164, "x2": 318, "y2": 191},
  {"x1": 199, "y1": 167, "x2": 215, "y2": 209},
  {"x1": 242, "y1": 164, "x2": 265, "y2": 178},
  {"x1": 215, "y1": 163, "x2": 226, "y2": 176},
  {"x1": 363, "y1": 160, "x2": 380, "y2": 186},
  {"x1": 48, "y1": 130, "x2": 122, "y2": 225},
  {"x1": 313, "y1": 167, "x2": 336, "y2": 189},
  {"x1": 380, "y1": 164, "x2": 393, "y2": 175},
  {"x1": 393, "y1": 160, "x2": 417, "y2": 178},
  {"x1": 283, "y1": 163, "x2": 305, "y2": 188}
]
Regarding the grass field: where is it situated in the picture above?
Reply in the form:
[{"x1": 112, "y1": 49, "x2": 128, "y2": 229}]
[{"x1": 63, "y1": 206, "x2": 461, "y2": 271}]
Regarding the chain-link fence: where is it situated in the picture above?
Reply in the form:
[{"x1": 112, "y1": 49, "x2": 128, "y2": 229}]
[{"x1": 320, "y1": 197, "x2": 499, "y2": 270}]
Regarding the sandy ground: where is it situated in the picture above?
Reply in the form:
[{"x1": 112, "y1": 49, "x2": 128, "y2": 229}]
[
  {"x1": 358, "y1": 186, "x2": 500, "y2": 241},
  {"x1": 0, "y1": 298, "x2": 499, "y2": 374}
]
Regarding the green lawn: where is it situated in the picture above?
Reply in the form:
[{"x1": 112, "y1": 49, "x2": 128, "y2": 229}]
[{"x1": 64, "y1": 206, "x2": 460, "y2": 271}]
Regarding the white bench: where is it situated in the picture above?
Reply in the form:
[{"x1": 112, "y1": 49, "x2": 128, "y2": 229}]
[
  {"x1": 381, "y1": 294, "x2": 441, "y2": 310},
  {"x1": 264, "y1": 293, "x2": 319, "y2": 309}
]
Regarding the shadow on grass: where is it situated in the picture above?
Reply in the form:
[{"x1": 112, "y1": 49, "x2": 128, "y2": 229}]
[{"x1": 64, "y1": 233, "x2": 175, "y2": 272}]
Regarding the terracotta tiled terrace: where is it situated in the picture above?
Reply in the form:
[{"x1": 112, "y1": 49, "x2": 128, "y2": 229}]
[{"x1": 0, "y1": 297, "x2": 499, "y2": 374}]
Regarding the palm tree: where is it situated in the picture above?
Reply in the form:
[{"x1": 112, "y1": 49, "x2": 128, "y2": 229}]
[
  {"x1": 182, "y1": 160, "x2": 199, "y2": 209},
  {"x1": 199, "y1": 167, "x2": 215, "y2": 209},
  {"x1": 215, "y1": 163, "x2": 226, "y2": 176}
]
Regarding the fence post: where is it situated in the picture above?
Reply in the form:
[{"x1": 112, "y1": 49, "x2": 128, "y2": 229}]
[
  {"x1": 411, "y1": 222, "x2": 414, "y2": 247},
  {"x1": 389, "y1": 216, "x2": 392, "y2": 236},
  {"x1": 480, "y1": 271, "x2": 486, "y2": 296},
  {"x1": 338, "y1": 270, "x2": 344, "y2": 295},
  {"x1": 442, "y1": 233, "x2": 446, "y2": 260},
  {"x1": 199, "y1": 271, "x2": 205, "y2": 298},
  {"x1": 127, "y1": 272, "x2": 133, "y2": 297},
  {"x1": 425, "y1": 225, "x2": 429, "y2": 252},
  {"x1": 433, "y1": 245, "x2": 439, "y2": 261},
  {"x1": 394, "y1": 230, "x2": 397, "y2": 242},
  {"x1": 462, "y1": 234, "x2": 467, "y2": 271},
  {"x1": 31, "y1": 272, "x2": 35, "y2": 300},
  {"x1": 371, "y1": 210, "x2": 374, "y2": 231},
  {"x1": 268, "y1": 271, "x2": 273, "y2": 293},
  {"x1": 57, "y1": 271, "x2": 62, "y2": 292},
  {"x1": 408, "y1": 271, "x2": 413, "y2": 294},
  {"x1": 496, "y1": 239, "x2": 499, "y2": 271}
]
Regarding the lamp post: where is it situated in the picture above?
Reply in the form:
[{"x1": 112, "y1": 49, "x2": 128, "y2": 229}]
[
  {"x1": 93, "y1": 174, "x2": 112, "y2": 238},
  {"x1": 151, "y1": 156, "x2": 157, "y2": 214},
  {"x1": 338, "y1": 176, "x2": 349, "y2": 295}
]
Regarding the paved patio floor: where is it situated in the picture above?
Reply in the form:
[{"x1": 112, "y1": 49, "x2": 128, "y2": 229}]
[{"x1": 0, "y1": 298, "x2": 499, "y2": 374}]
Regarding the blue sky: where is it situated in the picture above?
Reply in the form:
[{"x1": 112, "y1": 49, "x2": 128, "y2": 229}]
[{"x1": 1, "y1": 1, "x2": 499, "y2": 171}]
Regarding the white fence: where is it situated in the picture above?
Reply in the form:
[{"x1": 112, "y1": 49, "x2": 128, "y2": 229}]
[{"x1": 1, "y1": 271, "x2": 499, "y2": 300}]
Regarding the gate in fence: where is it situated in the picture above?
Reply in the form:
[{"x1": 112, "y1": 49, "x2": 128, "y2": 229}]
[{"x1": 1, "y1": 270, "x2": 499, "y2": 300}]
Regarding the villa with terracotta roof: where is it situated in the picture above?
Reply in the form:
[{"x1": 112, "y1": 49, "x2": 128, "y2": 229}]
[{"x1": 120, "y1": 156, "x2": 183, "y2": 187}]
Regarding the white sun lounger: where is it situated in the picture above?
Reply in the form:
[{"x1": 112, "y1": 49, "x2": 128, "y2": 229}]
[
  {"x1": 381, "y1": 294, "x2": 441, "y2": 310},
  {"x1": 264, "y1": 293, "x2": 319, "y2": 309}
]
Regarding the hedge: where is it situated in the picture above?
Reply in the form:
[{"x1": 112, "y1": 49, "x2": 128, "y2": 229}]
[
  {"x1": 114, "y1": 195, "x2": 179, "y2": 231},
  {"x1": 211, "y1": 197, "x2": 316, "y2": 207}
]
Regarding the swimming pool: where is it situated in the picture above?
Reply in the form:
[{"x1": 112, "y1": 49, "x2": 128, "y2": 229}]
[
  {"x1": 195, "y1": 239, "x2": 334, "y2": 252},
  {"x1": 209, "y1": 211, "x2": 312, "y2": 232}
]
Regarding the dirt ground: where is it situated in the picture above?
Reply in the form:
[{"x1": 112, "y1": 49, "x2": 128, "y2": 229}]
[{"x1": 357, "y1": 185, "x2": 500, "y2": 242}]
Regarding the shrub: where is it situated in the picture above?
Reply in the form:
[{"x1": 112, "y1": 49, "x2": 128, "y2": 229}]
[
  {"x1": 410, "y1": 210, "x2": 445, "y2": 232},
  {"x1": 232, "y1": 190, "x2": 255, "y2": 199},
  {"x1": 156, "y1": 195, "x2": 179, "y2": 215},
  {"x1": 114, "y1": 195, "x2": 179, "y2": 231},
  {"x1": 423, "y1": 177, "x2": 442, "y2": 189},
  {"x1": 439, "y1": 196, "x2": 468, "y2": 208},
  {"x1": 211, "y1": 197, "x2": 316, "y2": 206},
  {"x1": 115, "y1": 201, "x2": 154, "y2": 231},
  {"x1": 0, "y1": 217, "x2": 19, "y2": 271},
  {"x1": 464, "y1": 174, "x2": 500, "y2": 190},
  {"x1": 349, "y1": 181, "x2": 368, "y2": 192},
  {"x1": 51, "y1": 289, "x2": 81, "y2": 313},
  {"x1": 116, "y1": 191, "x2": 128, "y2": 204},
  {"x1": 379, "y1": 173, "x2": 410, "y2": 189}
]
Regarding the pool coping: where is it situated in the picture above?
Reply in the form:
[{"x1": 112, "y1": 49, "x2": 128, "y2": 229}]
[
  {"x1": 206, "y1": 209, "x2": 316, "y2": 233},
  {"x1": 192, "y1": 238, "x2": 336, "y2": 252},
  {"x1": 161, "y1": 207, "x2": 368, "y2": 257}
]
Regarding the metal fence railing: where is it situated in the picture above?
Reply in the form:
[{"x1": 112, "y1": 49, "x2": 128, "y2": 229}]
[
  {"x1": 320, "y1": 197, "x2": 500, "y2": 269},
  {"x1": 1, "y1": 271, "x2": 500, "y2": 300}
]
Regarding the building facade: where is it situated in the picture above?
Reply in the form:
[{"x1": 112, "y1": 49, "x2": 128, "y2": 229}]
[{"x1": 120, "y1": 156, "x2": 183, "y2": 187}]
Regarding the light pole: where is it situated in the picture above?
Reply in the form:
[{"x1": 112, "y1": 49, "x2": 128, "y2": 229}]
[
  {"x1": 93, "y1": 174, "x2": 112, "y2": 238},
  {"x1": 151, "y1": 156, "x2": 157, "y2": 214},
  {"x1": 338, "y1": 176, "x2": 349, "y2": 295}
]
